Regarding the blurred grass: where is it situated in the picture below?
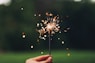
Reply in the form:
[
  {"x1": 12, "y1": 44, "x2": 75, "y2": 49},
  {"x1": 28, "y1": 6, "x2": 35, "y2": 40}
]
[{"x1": 0, "y1": 50, "x2": 95, "y2": 63}]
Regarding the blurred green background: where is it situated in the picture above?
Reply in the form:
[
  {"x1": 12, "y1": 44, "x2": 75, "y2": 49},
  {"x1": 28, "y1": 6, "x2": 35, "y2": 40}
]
[{"x1": 0, "y1": 0, "x2": 95, "y2": 63}]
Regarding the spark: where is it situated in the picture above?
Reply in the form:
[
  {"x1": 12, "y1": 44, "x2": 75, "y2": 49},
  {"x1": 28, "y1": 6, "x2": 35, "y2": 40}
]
[
  {"x1": 67, "y1": 27, "x2": 70, "y2": 30},
  {"x1": 62, "y1": 41, "x2": 65, "y2": 44},
  {"x1": 37, "y1": 23, "x2": 40, "y2": 27},
  {"x1": 64, "y1": 27, "x2": 70, "y2": 32},
  {"x1": 49, "y1": 13, "x2": 53, "y2": 16},
  {"x1": 46, "y1": 12, "x2": 49, "y2": 16},
  {"x1": 22, "y1": 32, "x2": 26, "y2": 38},
  {"x1": 22, "y1": 35, "x2": 25, "y2": 38},
  {"x1": 21, "y1": 7, "x2": 24, "y2": 10},
  {"x1": 31, "y1": 45, "x2": 34, "y2": 49},
  {"x1": 34, "y1": 14, "x2": 37, "y2": 16},
  {"x1": 58, "y1": 38, "x2": 60, "y2": 40},
  {"x1": 37, "y1": 39, "x2": 40, "y2": 42},
  {"x1": 38, "y1": 14, "x2": 41, "y2": 16},
  {"x1": 44, "y1": 35, "x2": 47, "y2": 37},
  {"x1": 64, "y1": 30, "x2": 67, "y2": 32},
  {"x1": 59, "y1": 31, "x2": 61, "y2": 33}
]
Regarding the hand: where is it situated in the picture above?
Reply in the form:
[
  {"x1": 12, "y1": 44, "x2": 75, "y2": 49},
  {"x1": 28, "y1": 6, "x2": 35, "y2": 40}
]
[{"x1": 26, "y1": 55, "x2": 52, "y2": 63}]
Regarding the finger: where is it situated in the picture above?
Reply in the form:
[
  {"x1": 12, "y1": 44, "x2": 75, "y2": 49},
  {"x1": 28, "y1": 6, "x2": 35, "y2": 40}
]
[
  {"x1": 33, "y1": 55, "x2": 50, "y2": 61},
  {"x1": 42, "y1": 56, "x2": 52, "y2": 63},
  {"x1": 46, "y1": 56, "x2": 52, "y2": 63}
]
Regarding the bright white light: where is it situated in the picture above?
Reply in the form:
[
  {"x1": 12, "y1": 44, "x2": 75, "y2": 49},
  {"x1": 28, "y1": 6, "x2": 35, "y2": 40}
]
[
  {"x1": 91, "y1": 0, "x2": 95, "y2": 3},
  {"x1": 21, "y1": 7, "x2": 24, "y2": 10},
  {"x1": 74, "y1": 0, "x2": 82, "y2": 2},
  {"x1": 22, "y1": 35, "x2": 25, "y2": 38},
  {"x1": 0, "y1": 0, "x2": 11, "y2": 6},
  {"x1": 47, "y1": 24, "x2": 52, "y2": 29},
  {"x1": 31, "y1": 45, "x2": 34, "y2": 49},
  {"x1": 62, "y1": 41, "x2": 64, "y2": 44},
  {"x1": 41, "y1": 52, "x2": 44, "y2": 54}
]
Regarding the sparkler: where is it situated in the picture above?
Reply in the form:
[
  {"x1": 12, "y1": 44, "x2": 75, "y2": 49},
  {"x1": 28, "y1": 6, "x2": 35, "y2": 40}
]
[
  {"x1": 36, "y1": 12, "x2": 61, "y2": 55},
  {"x1": 21, "y1": 10, "x2": 71, "y2": 57}
]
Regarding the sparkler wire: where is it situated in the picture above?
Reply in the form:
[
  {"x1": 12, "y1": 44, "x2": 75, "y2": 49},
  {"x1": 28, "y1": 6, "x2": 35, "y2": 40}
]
[{"x1": 49, "y1": 32, "x2": 51, "y2": 55}]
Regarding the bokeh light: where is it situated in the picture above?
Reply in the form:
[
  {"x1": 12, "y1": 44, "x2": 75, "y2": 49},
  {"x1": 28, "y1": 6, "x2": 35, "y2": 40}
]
[
  {"x1": 74, "y1": 0, "x2": 82, "y2": 2},
  {"x1": 0, "y1": 0, "x2": 11, "y2": 6},
  {"x1": 91, "y1": 0, "x2": 95, "y2": 3}
]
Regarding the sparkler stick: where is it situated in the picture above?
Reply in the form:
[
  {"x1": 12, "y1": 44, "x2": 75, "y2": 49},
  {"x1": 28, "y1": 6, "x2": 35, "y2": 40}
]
[{"x1": 49, "y1": 31, "x2": 51, "y2": 55}]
